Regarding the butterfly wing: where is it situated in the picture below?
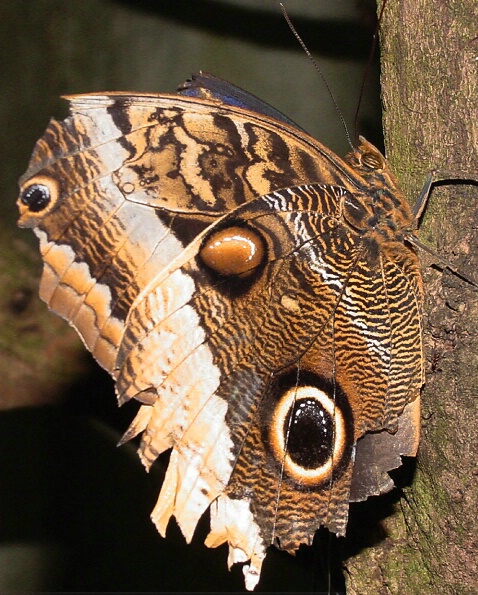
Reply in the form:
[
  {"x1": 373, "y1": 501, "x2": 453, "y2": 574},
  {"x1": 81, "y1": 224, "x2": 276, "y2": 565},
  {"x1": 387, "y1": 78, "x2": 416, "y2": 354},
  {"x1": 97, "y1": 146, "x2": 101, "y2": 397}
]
[
  {"x1": 178, "y1": 71, "x2": 306, "y2": 130},
  {"x1": 113, "y1": 183, "x2": 423, "y2": 589},
  {"x1": 17, "y1": 86, "x2": 423, "y2": 590},
  {"x1": 17, "y1": 91, "x2": 366, "y2": 375}
]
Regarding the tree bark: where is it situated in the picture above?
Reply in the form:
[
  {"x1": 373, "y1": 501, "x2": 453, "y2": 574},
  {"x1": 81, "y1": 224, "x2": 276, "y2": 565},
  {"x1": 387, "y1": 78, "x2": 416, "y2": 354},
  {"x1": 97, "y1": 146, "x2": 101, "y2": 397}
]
[{"x1": 344, "y1": 1, "x2": 478, "y2": 593}]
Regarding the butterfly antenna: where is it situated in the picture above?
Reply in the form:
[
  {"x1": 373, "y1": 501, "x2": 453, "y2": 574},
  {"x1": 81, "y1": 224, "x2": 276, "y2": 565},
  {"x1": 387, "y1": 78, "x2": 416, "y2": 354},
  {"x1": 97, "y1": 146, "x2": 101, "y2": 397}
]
[
  {"x1": 353, "y1": 0, "x2": 387, "y2": 142},
  {"x1": 280, "y1": 3, "x2": 353, "y2": 150}
]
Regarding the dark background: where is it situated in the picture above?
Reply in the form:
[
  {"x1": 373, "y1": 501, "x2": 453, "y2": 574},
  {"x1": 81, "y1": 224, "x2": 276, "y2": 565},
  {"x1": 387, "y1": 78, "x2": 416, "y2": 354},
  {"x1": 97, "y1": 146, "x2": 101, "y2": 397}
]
[{"x1": 0, "y1": 1, "x2": 382, "y2": 592}]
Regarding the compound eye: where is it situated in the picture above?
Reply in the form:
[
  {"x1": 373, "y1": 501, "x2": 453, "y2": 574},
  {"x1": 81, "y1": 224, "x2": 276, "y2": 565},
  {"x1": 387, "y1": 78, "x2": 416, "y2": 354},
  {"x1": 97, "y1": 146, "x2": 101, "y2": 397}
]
[{"x1": 360, "y1": 150, "x2": 385, "y2": 170}]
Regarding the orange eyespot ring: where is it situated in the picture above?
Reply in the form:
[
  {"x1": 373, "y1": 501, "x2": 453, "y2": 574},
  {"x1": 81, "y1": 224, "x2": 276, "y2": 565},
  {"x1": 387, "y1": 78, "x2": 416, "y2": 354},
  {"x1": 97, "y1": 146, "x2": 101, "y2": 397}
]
[
  {"x1": 269, "y1": 385, "x2": 347, "y2": 486},
  {"x1": 199, "y1": 225, "x2": 265, "y2": 277}
]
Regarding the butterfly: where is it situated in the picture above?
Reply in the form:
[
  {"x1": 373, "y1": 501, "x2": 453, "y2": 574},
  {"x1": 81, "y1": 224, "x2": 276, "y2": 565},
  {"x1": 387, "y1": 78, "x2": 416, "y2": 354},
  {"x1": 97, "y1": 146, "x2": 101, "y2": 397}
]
[{"x1": 17, "y1": 71, "x2": 423, "y2": 590}]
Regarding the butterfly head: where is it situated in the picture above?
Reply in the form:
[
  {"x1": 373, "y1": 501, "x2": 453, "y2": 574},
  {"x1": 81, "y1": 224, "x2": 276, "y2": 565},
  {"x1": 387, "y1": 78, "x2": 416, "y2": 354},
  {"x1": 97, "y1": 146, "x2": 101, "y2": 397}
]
[
  {"x1": 345, "y1": 136, "x2": 400, "y2": 190},
  {"x1": 343, "y1": 137, "x2": 418, "y2": 242}
]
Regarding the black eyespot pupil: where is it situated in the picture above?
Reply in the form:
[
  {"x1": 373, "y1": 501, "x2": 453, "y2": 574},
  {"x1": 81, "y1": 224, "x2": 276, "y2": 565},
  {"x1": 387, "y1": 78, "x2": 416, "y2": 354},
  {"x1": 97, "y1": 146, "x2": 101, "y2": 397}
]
[
  {"x1": 21, "y1": 184, "x2": 51, "y2": 212},
  {"x1": 286, "y1": 398, "x2": 334, "y2": 469}
]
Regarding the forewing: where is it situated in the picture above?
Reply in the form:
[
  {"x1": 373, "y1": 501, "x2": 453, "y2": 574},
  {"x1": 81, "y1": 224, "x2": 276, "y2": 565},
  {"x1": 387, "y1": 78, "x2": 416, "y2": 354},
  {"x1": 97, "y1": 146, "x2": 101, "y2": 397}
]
[{"x1": 17, "y1": 92, "x2": 365, "y2": 374}]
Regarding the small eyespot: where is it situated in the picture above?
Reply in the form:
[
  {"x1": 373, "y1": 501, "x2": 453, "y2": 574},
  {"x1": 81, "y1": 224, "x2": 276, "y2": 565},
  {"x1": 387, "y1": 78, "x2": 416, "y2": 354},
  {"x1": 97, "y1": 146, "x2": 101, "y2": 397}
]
[
  {"x1": 18, "y1": 176, "x2": 60, "y2": 227},
  {"x1": 199, "y1": 225, "x2": 265, "y2": 277},
  {"x1": 20, "y1": 183, "x2": 51, "y2": 212}
]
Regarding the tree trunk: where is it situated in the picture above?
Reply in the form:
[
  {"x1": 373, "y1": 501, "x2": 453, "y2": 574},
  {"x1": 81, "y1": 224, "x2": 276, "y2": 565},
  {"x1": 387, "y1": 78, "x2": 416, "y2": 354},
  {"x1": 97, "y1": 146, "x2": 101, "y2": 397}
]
[{"x1": 344, "y1": 1, "x2": 478, "y2": 593}]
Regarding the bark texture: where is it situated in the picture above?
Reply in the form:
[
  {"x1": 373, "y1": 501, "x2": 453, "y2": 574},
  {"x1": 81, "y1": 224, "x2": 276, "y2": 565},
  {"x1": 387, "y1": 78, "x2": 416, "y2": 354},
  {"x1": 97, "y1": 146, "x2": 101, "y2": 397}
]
[{"x1": 344, "y1": 1, "x2": 478, "y2": 593}]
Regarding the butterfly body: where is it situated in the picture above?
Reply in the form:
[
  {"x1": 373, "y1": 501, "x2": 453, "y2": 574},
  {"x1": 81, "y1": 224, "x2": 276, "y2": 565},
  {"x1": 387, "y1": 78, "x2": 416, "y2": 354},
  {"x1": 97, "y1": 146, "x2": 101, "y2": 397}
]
[{"x1": 18, "y1": 73, "x2": 423, "y2": 590}]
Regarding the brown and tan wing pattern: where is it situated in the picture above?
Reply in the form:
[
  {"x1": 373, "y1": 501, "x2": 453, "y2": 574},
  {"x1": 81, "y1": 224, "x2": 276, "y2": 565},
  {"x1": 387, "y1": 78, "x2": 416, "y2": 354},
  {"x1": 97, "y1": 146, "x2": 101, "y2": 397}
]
[
  {"x1": 112, "y1": 183, "x2": 422, "y2": 589},
  {"x1": 17, "y1": 91, "x2": 370, "y2": 375},
  {"x1": 17, "y1": 86, "x2": 423, "y2": 591}
]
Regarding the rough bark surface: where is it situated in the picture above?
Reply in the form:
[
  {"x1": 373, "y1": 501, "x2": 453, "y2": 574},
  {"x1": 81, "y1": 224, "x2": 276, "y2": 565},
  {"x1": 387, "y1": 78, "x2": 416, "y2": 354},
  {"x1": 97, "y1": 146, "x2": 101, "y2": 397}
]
[{"x1": 344, "y1": 1, "x2": 478, "y2": 593}]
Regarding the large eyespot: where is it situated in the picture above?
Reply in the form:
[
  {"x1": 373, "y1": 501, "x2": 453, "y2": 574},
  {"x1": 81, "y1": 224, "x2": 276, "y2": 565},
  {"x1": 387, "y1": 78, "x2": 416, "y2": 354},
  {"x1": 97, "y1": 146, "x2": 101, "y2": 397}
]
[
  {"x1": 18, "y1": 175, "x2": 60, "y2": 226},
  {"x1": 199, "y1": 225, "x2": 265, "y2": 277},
  {"x1": 269, "y1": 383, "x2": 349, "y2": 486}
]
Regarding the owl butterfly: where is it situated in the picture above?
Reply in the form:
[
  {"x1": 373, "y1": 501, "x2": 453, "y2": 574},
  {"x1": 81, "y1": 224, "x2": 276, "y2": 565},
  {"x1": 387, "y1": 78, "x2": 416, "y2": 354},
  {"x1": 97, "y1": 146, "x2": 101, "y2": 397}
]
[{"x1": 17, "y1": 69, "x2": 424, "y2": 590}]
